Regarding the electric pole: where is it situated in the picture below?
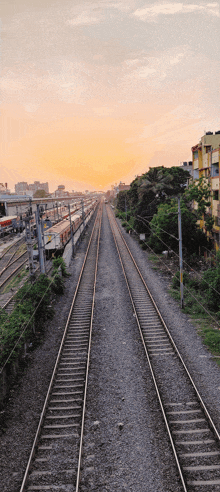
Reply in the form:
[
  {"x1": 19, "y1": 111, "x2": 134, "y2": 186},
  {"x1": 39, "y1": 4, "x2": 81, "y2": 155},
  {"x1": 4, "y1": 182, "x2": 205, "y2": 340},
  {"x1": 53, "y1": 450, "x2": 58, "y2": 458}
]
[
  {"x1": 68, "y1": 204, "x2": 74, "y2": 257},
  {"x1": 178, "y1": 197, "x2": 184, "y2": 309},
  {"x1": 24, "y1": 201, "x2": 35, "y2": 280},
  {"x1": 36, "y1": 204, "x2": 46, "y2": 274},
  {"x1": 81, "y1": 199, "x2": 85, "y2": 229}
]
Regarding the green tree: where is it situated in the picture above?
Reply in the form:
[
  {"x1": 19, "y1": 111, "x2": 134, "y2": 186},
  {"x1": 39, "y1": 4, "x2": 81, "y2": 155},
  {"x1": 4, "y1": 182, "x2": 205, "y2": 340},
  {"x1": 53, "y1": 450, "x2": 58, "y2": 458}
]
[
  {"x1": 184, "y1": 177, "x2": 211, "y2": 218},
  {"x1": 162, "y1": 166, "x2": 191, "y2": 196},
  {"x1": 33, "y1": 189, "x2": 47, "y2": 198},
  {"x1": 148, "y1": 198, "x2": 209, "y2": 255},
  {"x1": 116, "y1": 190, "x2": 129, "y2": 214},
  {"x1": 140, "y1": 167, "x2": 173, "y2": 199}
]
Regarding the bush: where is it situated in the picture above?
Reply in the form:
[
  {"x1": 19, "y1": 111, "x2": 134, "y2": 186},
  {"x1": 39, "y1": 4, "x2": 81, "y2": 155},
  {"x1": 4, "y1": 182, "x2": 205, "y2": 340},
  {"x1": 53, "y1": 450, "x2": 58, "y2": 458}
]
[
  {"x1": 51, "y1": 274, "x2": 65, "y2": 295},
  {"x1": 172, "y1": 271, "x2": 200, "y2": 291},
  {"x1": 141, "y1": 242, "x2": 148, "y2": 250},
  {"x1": 203, "y1": 329, "x2": 220, "y2": 352},
  {"x1": 52, "y1": 257, "x2": 69, "y2": 277},
  {"x1": 200, "y1": 257, "x2": 220, "y2": 311},
  {"x1": 0, "y1": 274, "x2": 57, "y2": 367}
]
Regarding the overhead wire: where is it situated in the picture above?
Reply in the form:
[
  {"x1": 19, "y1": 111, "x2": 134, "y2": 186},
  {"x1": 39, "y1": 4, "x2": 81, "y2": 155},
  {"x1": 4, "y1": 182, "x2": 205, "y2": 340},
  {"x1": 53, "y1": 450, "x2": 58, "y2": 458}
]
[
  {"x1": 135, "y1": 214, "x2": 220, "y2": 299},
  {"x1": 118, "y1": 213, "x2": 220, "y2": 322}
]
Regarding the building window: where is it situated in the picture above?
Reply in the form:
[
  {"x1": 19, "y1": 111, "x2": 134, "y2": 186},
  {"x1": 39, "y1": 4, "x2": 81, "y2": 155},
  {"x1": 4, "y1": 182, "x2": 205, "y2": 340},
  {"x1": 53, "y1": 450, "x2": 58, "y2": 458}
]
[
  {"x1": 213, "y1": 190, "x2": 219, "y2": 200},
  {"x1": 205, "y1": 145, "x2": 212, "y2": 153},
  {"x1": 211, "y1": 163, "x2": 219, "y2": 177},
  {"x1": 193, "y1": 169, "x2": 199, "y2": 179}
]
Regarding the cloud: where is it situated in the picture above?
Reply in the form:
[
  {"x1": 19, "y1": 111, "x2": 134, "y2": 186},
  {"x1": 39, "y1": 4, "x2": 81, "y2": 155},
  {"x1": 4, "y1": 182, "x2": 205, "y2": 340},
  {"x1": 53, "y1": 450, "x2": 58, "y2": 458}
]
[
  {"x1": 125, "y1": 48, "x2": 187, "y2": 83},
  {"x1": 133, "y1": 3, "x2": 220, "y2": 21},
  {"x1": 68, "y1": 14, "x2": 101, "y2": 26}
]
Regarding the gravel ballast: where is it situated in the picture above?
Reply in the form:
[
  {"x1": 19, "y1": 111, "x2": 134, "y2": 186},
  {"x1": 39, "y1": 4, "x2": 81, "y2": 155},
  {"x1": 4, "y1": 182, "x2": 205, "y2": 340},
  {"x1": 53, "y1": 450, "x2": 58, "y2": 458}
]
[{"x1": 1, "y1": 204, "x2": 220, "y2": 491}]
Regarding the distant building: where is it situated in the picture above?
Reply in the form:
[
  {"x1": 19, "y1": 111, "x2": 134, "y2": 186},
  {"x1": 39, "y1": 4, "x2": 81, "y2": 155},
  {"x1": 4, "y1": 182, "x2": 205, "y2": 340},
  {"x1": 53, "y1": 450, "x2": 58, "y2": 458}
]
[
  {"x1": 179, "y1": 161, "x2": 193, "y2": 176},
  {"x1": 118, "y1": 182, "x2": 130, "y2": 192},
  {"x1": 54, "y1": 185, "x2": 69, "y2": 197},
  {"x1": 28, "y1": 181, "x2": 49, "y2": 194},
  {"x1": 15, "y1": 182, "x2": 29, "y2": 194},
  {"x1": 15, "y1": 180, "x2": 49, "y2": 195},
  {"x1": 0, "y1": 183, "x2": 10, "y2": 195}
]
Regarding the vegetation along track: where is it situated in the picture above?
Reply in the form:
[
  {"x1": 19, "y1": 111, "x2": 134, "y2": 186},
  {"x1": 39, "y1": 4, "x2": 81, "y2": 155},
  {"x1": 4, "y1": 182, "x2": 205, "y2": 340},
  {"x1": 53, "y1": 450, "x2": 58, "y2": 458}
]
[
  {"x1": 0, "y1": 237, "x2": 28, "y2": 292},
  {"x1": 107, "y1": 204, "x2": 220, "y2": 492},
  {"x1": 19, "y1": 203, "x2": 102, "y2": 492}
]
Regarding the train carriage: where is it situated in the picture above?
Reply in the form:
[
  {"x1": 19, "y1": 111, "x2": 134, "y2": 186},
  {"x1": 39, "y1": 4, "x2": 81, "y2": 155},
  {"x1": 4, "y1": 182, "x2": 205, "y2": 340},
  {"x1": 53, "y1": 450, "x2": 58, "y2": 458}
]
[{"x1": 44, "y1": 201, "x2": 96, "y2": 254}]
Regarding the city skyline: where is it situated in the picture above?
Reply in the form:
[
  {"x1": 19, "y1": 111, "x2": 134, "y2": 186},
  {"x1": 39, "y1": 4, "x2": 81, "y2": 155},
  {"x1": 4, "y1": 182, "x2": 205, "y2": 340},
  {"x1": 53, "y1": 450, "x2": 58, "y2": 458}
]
[{"x1": 1, "y1": 1, "x2": 220, "y2": 192}]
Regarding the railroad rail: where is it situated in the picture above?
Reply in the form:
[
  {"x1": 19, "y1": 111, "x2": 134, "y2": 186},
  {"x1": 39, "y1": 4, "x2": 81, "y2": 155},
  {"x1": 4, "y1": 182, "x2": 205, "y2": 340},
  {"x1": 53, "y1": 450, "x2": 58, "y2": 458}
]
[
  {"x1": 107, "y1": 205, "x2": 220, "y2": 491},
  {"x1": 19, "y1": 202, "x2": 102, "y2": 492},
  {"x1": 0, "y1": 236, "x2": 26, "y2": 268}
]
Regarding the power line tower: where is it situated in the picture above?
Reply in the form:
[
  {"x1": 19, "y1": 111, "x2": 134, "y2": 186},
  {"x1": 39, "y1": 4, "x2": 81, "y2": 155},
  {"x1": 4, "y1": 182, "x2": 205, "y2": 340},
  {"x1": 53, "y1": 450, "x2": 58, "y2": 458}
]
[
  {"x1": 35, "y1": 204, "x2": 46, "y2": 274},
  {"x1": 24, "y1": 200, "x2": 35, "y2": 280}
]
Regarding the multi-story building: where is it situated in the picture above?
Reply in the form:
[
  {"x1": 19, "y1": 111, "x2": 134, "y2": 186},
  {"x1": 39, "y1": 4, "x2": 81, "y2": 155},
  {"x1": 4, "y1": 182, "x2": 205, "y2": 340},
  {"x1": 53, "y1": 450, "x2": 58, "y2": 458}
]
[
  {"x1": 15, "y1": 181, "x2": 49, "y2": 195},
  {"x1": 28, "y1": 181, "x2": 49, "y2": 194},
  {"x1": 14, "y1": 182, "x2": 29, "y2": 194},
  {"x1": 192, "y1": 131, "x2": 220, "y2": 249}
]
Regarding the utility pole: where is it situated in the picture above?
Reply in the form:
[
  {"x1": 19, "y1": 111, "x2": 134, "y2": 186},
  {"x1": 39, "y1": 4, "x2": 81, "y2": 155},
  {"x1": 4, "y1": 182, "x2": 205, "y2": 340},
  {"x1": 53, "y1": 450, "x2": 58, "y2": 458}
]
[
  {"x1": 56, "y1": 202, "x2": 59, "y2": 221},
  {"x1": 125, "y1": 196, "x2": 127, "y2": 222},
  {"x1": 24, "y1": 201, "x2": 35, "y2": 280},
  {"x1": 36, "y1": 204, "x2": 45, "y2": 274},
  {"x1": 68, "y1": 204, "x2": 74, "y2": 257},
  {"x1": 178, "y1": 197, "x2": 184, "y2": 309},
  {"x1": 81, "y1": 199, "x2": 85, "y2": 229}
]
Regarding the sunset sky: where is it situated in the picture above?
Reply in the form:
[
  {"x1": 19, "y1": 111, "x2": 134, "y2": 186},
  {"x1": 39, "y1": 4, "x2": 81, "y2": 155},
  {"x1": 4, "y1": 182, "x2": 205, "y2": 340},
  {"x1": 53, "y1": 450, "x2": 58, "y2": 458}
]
[{"x1": 1, "y1": 1, "x2": 220, "y2": 192}]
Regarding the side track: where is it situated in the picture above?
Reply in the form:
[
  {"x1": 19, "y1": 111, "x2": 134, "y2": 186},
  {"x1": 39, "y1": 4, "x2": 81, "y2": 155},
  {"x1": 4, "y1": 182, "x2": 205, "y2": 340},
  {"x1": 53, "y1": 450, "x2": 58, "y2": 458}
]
[
  {"x1": 107, "y1": 205, "x2": 220, "y2": 492},
  {"x1": 19, "y1": 203, "x2": 102, "y2": 492}
]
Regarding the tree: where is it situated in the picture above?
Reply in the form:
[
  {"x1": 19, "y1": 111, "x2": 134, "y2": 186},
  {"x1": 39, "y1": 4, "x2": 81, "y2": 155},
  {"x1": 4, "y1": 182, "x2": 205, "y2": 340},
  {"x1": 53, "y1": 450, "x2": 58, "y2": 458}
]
[
  {"x1": 140, "y1": 167, "x2": 173, "y2": 199},
  {"x1": 116, "y1": 190, "x2": 129, "y2": 213},
  {"x1": 148, "y1": 198, "x2": 209, "y2": 255},
  {"x1": 33, "y1": 189, "x2": 47, "y2": 198},
  {"x1": 162, "y1": 166, "x2": 191, "y2": 196},
  {"x1": 184, "y1": 177, "x2": 211, "y2": 218}
]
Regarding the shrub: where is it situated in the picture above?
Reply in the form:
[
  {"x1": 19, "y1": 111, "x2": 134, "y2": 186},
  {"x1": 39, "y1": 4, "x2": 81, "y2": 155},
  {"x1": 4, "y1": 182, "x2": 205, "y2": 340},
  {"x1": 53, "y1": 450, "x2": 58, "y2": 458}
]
[
  {"x1": 0, "y1": 274, "x2": 55, "y2": 367},
  {"x1": 51, "y1": 274, "x2": 65, "y2": 295},
  {"x1": 203, "y1": 329, "x2": 220, "y2": 352},
  {"x1": 141, "y1": 242, "x2": 148, "y2": 250},
  {"x1": 52, "y1": 257, "x2": 69, "y2": 277}
]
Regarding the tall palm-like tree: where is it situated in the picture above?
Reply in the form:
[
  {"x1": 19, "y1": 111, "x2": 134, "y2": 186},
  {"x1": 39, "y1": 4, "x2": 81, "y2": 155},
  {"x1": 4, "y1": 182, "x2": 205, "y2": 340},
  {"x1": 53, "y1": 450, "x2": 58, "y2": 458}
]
[{"x1": 139, "y1": 167, "x2": 173, "y2": 199}]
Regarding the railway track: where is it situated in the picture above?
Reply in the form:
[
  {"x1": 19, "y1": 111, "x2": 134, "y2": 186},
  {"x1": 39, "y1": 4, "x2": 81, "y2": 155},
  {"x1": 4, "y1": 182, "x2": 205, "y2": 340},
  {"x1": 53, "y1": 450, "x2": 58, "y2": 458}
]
[
  {"x1": 0, "y1": 236, "x2": 25, "y2": 269},
  {"x1": 19, "y1": 203, "x2": 102, "y2": 492},
  {"x1": 0, "y1": 254, "x2": 28, "y2": 293},
  {"x1": 107, "y1": 205, "x2": 220, "y2": 491}
]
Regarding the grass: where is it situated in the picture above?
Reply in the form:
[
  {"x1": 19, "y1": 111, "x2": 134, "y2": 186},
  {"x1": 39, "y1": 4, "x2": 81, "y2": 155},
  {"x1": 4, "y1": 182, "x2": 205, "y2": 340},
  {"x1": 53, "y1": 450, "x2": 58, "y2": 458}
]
[
  {"x1": 169, "y1": 283, "x2": 220, "y2": 362},
  {"x1": 2, "y1": 267, "x2": 28, "y2": 294},
  {"x1": 148, "y1": 253, "x2": 163, "y2": 265},
  {"x1": 16, "y1": 243, "x2": 27, "y2": 255}
]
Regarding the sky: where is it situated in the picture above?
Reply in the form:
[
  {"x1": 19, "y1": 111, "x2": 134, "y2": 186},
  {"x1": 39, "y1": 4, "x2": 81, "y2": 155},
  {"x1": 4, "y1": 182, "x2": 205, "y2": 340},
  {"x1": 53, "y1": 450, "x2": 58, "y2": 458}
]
[{"x1": 1, "y1": 0, "x2": 220, "y2": 192}]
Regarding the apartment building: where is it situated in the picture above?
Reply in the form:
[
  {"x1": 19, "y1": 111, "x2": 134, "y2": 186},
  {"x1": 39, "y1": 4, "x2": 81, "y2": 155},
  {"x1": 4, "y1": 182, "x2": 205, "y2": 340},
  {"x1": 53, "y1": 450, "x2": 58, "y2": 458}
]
[
  {"x1": 192, "y1": 131, "x2": 220, "y2": 249},
  {"x1": 15, "y1": 181, "x2": 49, "y2": 195}
]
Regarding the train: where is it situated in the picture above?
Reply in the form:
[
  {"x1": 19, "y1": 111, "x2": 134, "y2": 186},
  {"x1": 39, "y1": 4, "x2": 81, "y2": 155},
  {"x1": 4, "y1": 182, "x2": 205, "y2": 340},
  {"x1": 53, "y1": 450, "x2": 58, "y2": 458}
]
[
  {"x1": 44, "y1": 200, "x2": 97, "y2": 255},
  {"x1": 0, "y1": 215, "x2": 23, "y2": 235}
]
